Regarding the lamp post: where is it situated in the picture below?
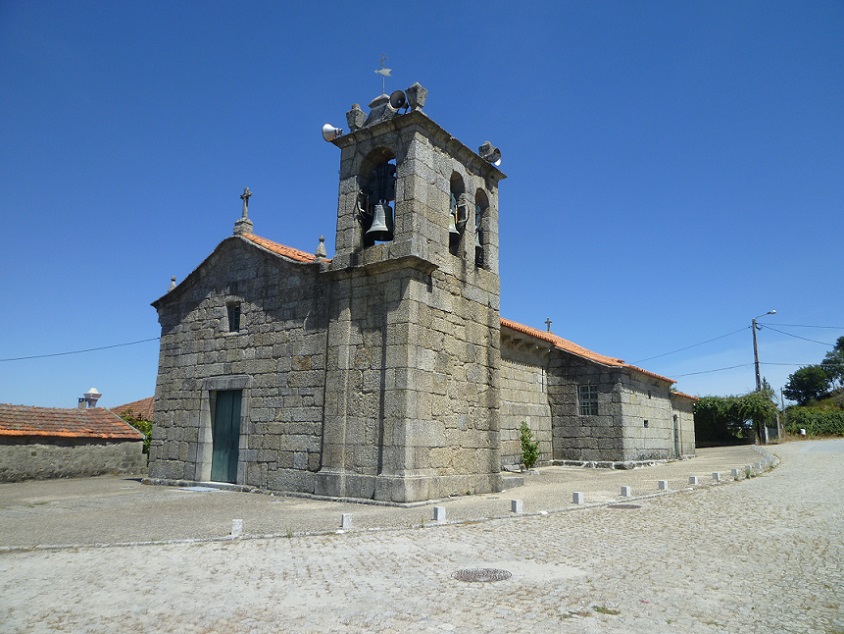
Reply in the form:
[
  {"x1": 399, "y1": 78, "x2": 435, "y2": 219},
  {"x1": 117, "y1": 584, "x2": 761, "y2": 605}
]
[{"x1": 752, "y1": 309, "x2": 776, "y2": 391}]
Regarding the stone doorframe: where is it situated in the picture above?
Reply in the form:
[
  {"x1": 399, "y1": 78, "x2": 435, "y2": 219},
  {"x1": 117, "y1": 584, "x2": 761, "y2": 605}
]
[{"x1": 195, "y1": 375, "x2": 252, "y2": 484}]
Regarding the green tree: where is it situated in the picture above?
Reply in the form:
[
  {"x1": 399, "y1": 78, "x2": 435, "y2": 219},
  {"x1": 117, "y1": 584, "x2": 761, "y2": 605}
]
[
  {"x1": 694, "y1": 387, "x2": 778, "y2": 444},
  {"x1": 519, "y1": 422, "x2": 539, "y2": 469},
  {"x1": 783, "y1": 366, "x2": 831, "y2": 405},
  {"x1": 119, "y1": 410, "x2": 153, "y2": 457},
  {"x1": 821, "y1": 336, "x2": 844, "y2": 389},
  {"x1": 738, "y1": 387, "x2": 779, "y2": 443}
]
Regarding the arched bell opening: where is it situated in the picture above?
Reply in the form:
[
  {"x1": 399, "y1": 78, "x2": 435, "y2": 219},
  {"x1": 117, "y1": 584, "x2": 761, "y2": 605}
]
[
  {"x1": 449, "y1": 172, "x2": 467, "y2": 257},
  {"x1": 474, "y1": 189, "x2": 489, "y2": 269},
  {"x1": 357, "y1": 147, "x2": 397, "y2": 248}
]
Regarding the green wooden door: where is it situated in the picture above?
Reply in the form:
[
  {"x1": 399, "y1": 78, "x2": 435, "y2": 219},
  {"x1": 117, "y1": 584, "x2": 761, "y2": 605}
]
[{"x1": 211, "y1": 390, "x2": 242, "y2": 483}]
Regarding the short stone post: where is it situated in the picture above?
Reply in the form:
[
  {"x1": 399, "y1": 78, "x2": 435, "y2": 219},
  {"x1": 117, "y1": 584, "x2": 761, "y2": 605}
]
[
  {"x1": 689, "y1": 476, "x2": 699, "y2": 485},
  {"x1": 621, "y1": 486, "x2": 632, "y2": 498},
  {"x1": 712, "y1": 472, "x2": 721, "y2": 482},
  {"x1": 511, "y1": 499, "x2": 524, "y2": 514},
  {"x1": 572, "y1": 491, "x2": 585, "y2": 505},
  {"x1": 754, "y1": 462, "x2": 762, "y2": 470},
  {"x1": 433, "y1": 506, "x2": 446, "y2": 522},
  {"x1": 231, "y1": 519, "x2": 243, "y2": 538},
  {"x1": 341, "y1": 513, "x2": 353, "y2": 530},
  {"x1": 658, "y1": 480, "x2": 669, "y2": 491},
  {"x1": 731, "y1": 468, "x2": 740, "y2": 478}
]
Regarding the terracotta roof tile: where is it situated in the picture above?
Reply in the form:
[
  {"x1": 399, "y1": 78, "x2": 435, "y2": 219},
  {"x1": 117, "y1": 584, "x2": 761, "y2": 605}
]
[
  {"x1": 111, "y1": 397, "x2": 154, "y2": 421},
  {"x1": 500, "y1": 317, "x2": 675, "y2": 384},
  {"x1": 671, "y1": 391, "x2": 699, "y2": 402},
  {"x1": 241, "y1": 234, "x2": 330, "y2": 263},
  {"x1": 0, "y1": 404, "x2": 144, "y2": 440}
]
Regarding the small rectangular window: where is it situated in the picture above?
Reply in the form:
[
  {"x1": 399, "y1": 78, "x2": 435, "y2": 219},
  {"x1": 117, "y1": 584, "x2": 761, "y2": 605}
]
[
  {"x1": 578, "y1": 385, "x2": 598, "y2": 416},
  {"x1": 227, "y1": 303, "x2": 241, "y2": 332}
]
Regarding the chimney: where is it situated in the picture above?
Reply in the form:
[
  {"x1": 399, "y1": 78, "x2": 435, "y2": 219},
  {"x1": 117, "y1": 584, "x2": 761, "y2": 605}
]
[{"x1": 80, "y1": 387, "x2": 102, "y2": 408}]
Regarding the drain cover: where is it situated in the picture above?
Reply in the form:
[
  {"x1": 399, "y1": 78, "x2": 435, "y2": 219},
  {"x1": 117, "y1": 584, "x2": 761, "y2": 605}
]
[
  {"x1": 609, "y1": 503, "x2": 642, "y2": 509},
  {"x1": 451, "y1": 568, "x2": 512, "y2": 583}
]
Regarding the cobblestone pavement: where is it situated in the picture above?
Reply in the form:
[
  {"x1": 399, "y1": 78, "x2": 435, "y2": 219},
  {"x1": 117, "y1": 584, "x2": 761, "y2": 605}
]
[{"x1": 1, "y1": 441, "x2": 842, "y2": 633}]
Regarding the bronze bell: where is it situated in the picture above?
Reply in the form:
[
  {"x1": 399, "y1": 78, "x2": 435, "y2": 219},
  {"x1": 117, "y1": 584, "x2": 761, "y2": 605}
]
[
  {"x1": 366, "y1": 202, "x2": 392, "y2": 242},
  {"x1": 448, "y1": 212, "x2": 460, "y2": 237}
]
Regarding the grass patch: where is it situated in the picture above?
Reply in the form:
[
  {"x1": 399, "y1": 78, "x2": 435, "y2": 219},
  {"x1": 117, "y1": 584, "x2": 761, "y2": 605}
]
[{"x1": 593, "y1": 605, "x2": 621, "y2": 616}]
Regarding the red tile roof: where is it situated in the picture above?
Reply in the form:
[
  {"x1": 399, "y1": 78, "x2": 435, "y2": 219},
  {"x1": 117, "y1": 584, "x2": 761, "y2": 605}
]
[
  {"x1": 241, "y1": 234, "x2": 330, "y2": 263},
  {"x1": 500, "y1": 317, "x2": 675, "y2": 384},
  {"x1": 111, "y1": 397, "x2": 154, "y2": 421},
  {"x1": 671, "y1": 391, "x2": 699, "y2": 402},
  {"x1": 0, "y1": 404, "x2": 144, "y2": 440}
]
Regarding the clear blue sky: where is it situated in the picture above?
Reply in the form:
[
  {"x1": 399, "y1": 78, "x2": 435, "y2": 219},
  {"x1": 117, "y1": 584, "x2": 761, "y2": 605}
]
[{"x1": 1, "y1": 1, "x2": 842, "y2": 409}]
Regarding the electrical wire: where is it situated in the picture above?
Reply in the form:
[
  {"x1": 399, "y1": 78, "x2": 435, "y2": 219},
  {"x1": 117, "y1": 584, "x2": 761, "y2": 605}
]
[
  {"x1": 630, "y1": 327, "x2": 748, "y2": 364},
  {"x1": 0, "y1": 337, "x2": 160, "y2": 362},
  {"x1": 672, "y1": 363, "x2": 753, "y2": 378},
  {"x1": 774, "y1": 323, "x2": 844, "y2": 329},
  {"x1": 759, "y1": 325, "x2": 836, "y2": 347},
  {"x1": 671, "y1": 360, "x2": 844, "y2": 378}
]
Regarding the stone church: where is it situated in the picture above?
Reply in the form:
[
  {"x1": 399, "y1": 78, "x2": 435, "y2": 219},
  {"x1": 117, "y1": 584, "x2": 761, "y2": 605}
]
[{"x1": 148, "y1": 83, "x2": 695, "y2": 503}]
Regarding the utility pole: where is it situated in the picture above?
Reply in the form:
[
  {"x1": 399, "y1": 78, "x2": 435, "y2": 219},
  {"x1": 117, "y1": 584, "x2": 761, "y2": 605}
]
[
  {"x1": 751, "y1": 309, "x2": 776, "y2": 444},
  {"x1": 752, "y1": 309, "x2": 777, "y2": 392}
]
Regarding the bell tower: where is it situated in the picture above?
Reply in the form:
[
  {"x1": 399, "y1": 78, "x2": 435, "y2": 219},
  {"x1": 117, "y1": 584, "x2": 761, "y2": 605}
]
[{"x1": 317, "y1": 84, "x2": 506, "y2": 503}]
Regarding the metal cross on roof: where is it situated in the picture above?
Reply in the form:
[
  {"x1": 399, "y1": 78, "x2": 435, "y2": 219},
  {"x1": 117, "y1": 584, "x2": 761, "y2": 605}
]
[
  {"x1": 545, "y1": 318, "x2": 552, "y2": 332},
  {"x1": 374, "y1": 53, "x2": 391, "y2": 94}
]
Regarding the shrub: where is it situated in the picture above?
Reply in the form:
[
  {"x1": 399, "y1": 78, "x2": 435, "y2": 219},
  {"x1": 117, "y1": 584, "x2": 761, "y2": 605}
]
[
  {"x1": 519, "y1": 422, "x2": 539, "y2": 469},
  {"x1": 784, "y1": 407, "x2": 844, "y2": 437}
]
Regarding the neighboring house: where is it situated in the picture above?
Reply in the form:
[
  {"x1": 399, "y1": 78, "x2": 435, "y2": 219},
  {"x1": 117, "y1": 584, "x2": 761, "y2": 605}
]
[
  {"x1": 148, "y1": 83, "x2": 695, "y2": 503},
  {"x1": 112, "y1": 396, "x2": 154, "y2": 422},
  {"x1": 0, "y1": 391, "x2": 145, "y2": 482},
  {"x1": 113, "y1": 396, "x2": 155, "y2": 456}
]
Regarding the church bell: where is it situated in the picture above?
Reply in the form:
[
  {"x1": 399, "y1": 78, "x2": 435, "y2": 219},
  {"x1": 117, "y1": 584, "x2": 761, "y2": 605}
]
[
  {"x1": 366, "y1": 202, "x2": 393, "y2": 242},
  {"x1": 448, "y1": 212, "x2": 460, "y2": 237}
]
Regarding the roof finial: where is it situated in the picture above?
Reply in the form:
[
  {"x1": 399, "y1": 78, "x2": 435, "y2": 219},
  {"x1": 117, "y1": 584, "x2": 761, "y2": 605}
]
[
  {"x1": 315, "y1": 235, "x2": 327, "y2": 261},
  {"x1": 545, "y1": 317, "x2": 552, "y2": 332},
  {"x1": 168, "y1": 276, "x2": 177, "y2": 292},
  {"x1": 234, "y1": 187, "x2": 254, "y2": 236}
]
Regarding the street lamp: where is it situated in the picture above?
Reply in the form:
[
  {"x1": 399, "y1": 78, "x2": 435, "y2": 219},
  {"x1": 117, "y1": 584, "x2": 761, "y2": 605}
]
[{"x1": 752, "y1": 309, "x2": 776, "y2": 391}]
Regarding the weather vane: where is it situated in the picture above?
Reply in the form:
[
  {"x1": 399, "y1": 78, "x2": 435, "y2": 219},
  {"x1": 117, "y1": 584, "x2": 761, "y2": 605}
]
[{"x1": 374, "y1": 54, "x2": 391, "y2": 94}]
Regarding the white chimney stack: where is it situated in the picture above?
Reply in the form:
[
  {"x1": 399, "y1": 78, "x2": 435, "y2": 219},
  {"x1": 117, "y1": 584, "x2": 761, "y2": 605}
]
[{"x1": 82, "y1": 387, "x2": 102, "y2": 408}]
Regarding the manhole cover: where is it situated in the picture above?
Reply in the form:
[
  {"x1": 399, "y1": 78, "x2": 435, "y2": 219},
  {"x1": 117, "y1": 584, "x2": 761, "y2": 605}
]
[
  {"x1": 609, "y1": 503, "x2": 641, "y2": 509},
  {"x1": 451, "y1": 568, "x2": 512, "y2": 583}
]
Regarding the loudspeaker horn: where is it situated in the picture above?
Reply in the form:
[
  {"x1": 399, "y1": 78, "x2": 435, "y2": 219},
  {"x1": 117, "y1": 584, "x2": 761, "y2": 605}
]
[
  {"x1": 389, "y1": 90, "x2": 407, "y2": 111},
  {"x1": 321, "y1": 123, "x2": 343, "y2": 142}
]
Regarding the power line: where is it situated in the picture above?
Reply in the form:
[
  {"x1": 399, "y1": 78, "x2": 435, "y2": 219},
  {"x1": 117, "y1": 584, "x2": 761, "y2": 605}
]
[
  {"x1": 631, "y1": 327, "x2": 748, "y2": 364},
  {"x1": 673, "y1": 363, "x2": 753, "y2": 378},
  {"x1": 760, "y1": 325, "x2": 836, "y2": 347},
  {"x1": 0, "y1": 337, "x2": 160, "y2": 362},
  {"x1": 774, "y1": 323, "x2": 844, "y2": 329},
  {"x1": 671, "y1": 360, "x2": 844, "y2": 379}
]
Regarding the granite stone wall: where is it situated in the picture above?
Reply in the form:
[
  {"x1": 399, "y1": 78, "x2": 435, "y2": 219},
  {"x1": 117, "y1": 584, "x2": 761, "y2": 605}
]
[
  {"x1": 0, "y1": 437, "x2": 144, "y2": 482},
  {"x1": 500, "y1": 347, "x2": 552, "y2": 467},
  {"x1": 617, "y1": 373, "x2": 676, "y2": 461},
  {"x1": 547, "y1": 353, "x2": 626, "y2": 462},
  {"x1": 149, "y1": 237, "x2": 328, "y2": 493}
]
